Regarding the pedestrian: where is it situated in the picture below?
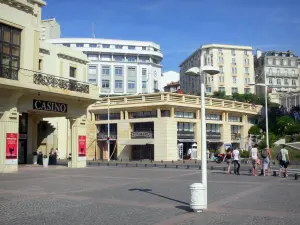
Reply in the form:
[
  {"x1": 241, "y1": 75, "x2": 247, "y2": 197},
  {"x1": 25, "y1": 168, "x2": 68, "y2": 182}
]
[
  {"x1": 261, "y1": 147, "x2": 271, "y2": 176},
  {"x1": 249, "y1": 144, "x2": 260, "y2": 176},
  {"x1": 232, "y1": 148, "x2": 240, "y2": 175},
  {"x1": 223, "y1": 147, "x2": 233, "y2": 175},
  {"x1": 279, "y1": 145, "x2": 290, "y2": 177}
]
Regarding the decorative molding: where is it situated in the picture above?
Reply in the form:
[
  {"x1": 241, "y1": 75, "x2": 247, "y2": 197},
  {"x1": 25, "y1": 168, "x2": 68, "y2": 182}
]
[{"x1": 57, "y1": 53, "x2": 89, "y2": 65}]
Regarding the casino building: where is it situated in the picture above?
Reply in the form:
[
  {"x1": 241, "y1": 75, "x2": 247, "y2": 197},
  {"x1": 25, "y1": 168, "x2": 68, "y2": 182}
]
[{"x1": 0, "y1": 0, "x2": 99, "y2": 172}]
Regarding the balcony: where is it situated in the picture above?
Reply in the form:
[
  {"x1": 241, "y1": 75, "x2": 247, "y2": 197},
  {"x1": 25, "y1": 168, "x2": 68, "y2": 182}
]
[
  {"x1": 207, "y1": 132, "x2": 221, "y2": 139},
  {"x1": 34, "y1": 73, "x2": 89, "y2": 94},
  {"x1": 97, "y1": 132, "x2": 117, "y2": 140},
  {"x1": 231, "y1": 133, "x2": 241, "y2": 141},
  {"x1": 267, "y1": 72, "x2": 299, "y2": 78},
  {"x1": 131, "y1": 131, "x2": 154, "y2": 139},
  {"x1": 177, "y1": 131, "x2": 195, "y2": 140},
  {"x1": 0, "y1": 66, "x2": 18, "y2": 80}
]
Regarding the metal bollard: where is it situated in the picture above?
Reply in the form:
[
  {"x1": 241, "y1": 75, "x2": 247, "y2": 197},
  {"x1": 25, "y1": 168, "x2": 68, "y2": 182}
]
[
  {"x1": 176, "y1": 165, "x2": 178, "y2": 169},
  {"x1": 136, "y1": 163, "x2": 138, "y2": 167},
  {"x1": 223, "y1": 167, "x2": 226, "y2": 171},
  {"x1": 183, "y1": 160, "x2": 185, "y2": 164},
  {"x1": 107, "y1": 163, "x2": 109, "y2": 166},
  {"x1": 165, "y1": 164, "x2": 167, "y2": 168},
  {"x1": 199, "y1": 165, "x2": 201, "y2": 170},
  {"x1": 195, "y1": 160, "x2": 197, "y2": 164},
  {"x1": 211, "y1": 166, "x2": 214, "y2": 170},
  {"x1": 126, "y1": 163, "x2": 128, "y2": 167},
  {"x1": 154, "y1": 163, "x2": 157, "y2": 167},
  {"x1": 161, "y1": 160, "x2": 163, "y2": 163},
  {"x1": 187, "y1": 165, "x2": 190, "y2": 169},
  {"x1": 261, "y1": 169, "x2": 264, "y2": 176},
  {"x1": 121, "y1": 159, "x2": 122, "y2": 162},
  {"x1": 295, "y1": 174, "x2": 298, "y2": 180},
  {"x1": 145, "y1": 164, "x2": 147, "y2": 168},
  {"x1": 172, "y1": 160, "x2": 174, "y2": 163},
  {"x1": 116, "y1": 163, "x2": 118, "y2": 166},
  {"x1": 151, "y1": 160, "x2": 153, "y2": 163},
  {"x1": 89, "y1": 162, "x2": 91, "y2": 166},
  {"x1": 249, "y1": 169, "x2": 252, "y2": 173},
  {"x1": 273, "y1": 171, "x2": 277, "y2": 177},
  {"x1": 98, "y1": 163, "x2": 100, "y2": 166}
]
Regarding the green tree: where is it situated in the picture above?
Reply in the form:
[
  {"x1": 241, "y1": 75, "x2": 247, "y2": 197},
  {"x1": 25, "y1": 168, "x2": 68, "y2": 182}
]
[
  {"x1": 285, "y1": 123, "x2": 300, "y2": 135},
  {"x1": 277, "y1": 116, "x2": 295, "y2": 135},
  {"x1": 248, "y1": 125, "x2": 261, "y2": 135},
  {"x1": 258, "y1": 132, "x2": 278, "y2": 149}
]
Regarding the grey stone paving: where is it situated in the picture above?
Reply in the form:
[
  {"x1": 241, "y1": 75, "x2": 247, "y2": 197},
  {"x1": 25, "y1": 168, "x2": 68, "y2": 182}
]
[{"x1": 0, "y1": 166, "x2": 299, "y2": 225}]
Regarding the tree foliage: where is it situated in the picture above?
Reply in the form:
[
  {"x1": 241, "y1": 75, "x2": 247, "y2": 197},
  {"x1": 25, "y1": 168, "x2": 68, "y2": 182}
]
[{"x1": 248, "y1": 125, "x2": 261, "y2": 135}]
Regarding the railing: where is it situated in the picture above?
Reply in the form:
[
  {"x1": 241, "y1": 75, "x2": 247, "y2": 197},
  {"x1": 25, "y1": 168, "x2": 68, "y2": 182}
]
[
  {"x1": 33, "y1": 73, "x2": 90, "y2": 94},
  {"x1": 267, "y1": 72, "x2": 299, "y2": 78},
  {"x1": 92, "y1": 93, "x2": 261, "y2": 113},
  {"x1": 177, "y1": 131, "x2": 195, "y2": 139},
  {"x1": 97, "y1": 132, "x2": 117, "y2": 140},
  {"x1": 0, "y1": 66, "x2": 18, "y2": 80},
  {"x1": 231, "y1": 133, "x2": 241, "y2": 140},
  {"x1": 131, "y1": 131, "x2": 154, "y2": 139},
  {"x1": 207, "y1": 132, "x2": 221, "y2": 139}
]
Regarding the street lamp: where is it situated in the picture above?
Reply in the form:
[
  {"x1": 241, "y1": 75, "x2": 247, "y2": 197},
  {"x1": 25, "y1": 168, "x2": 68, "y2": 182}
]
[
  {"x1": 185, "y1": 65, "x2": 219, "y2": 212},
  {"x1": 249, "y1": 81, "x2": 269, "y2": 149}
]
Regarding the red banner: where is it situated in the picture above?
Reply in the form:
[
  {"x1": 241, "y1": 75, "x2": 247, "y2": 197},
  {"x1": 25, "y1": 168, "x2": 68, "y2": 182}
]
[
  {"x1": 6, "y1": 133, "x2": 18, "y2": 159},
  {"x1": 78, "y1": 135, "x2": 86, "y2": 157}
]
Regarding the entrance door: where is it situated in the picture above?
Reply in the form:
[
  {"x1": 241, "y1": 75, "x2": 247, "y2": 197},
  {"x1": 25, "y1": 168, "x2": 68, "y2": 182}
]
[{"x1": 18, "y1": 140, "x2": 27, "y2": 164}]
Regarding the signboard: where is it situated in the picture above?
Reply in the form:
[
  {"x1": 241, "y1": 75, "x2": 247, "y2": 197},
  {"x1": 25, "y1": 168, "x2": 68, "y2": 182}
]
[
  {"x1": 78, "y1": 135, "x2": 86, "y2": 161},
  {"x1": 33, "y1": 99, "x2": 67, "y2": 113},
  {"x1": 131, "y1": 131, "x2": 153, "y2": 139},
  {"x1": 6, "y1": 133, "x2": 18, "y2": 165}
]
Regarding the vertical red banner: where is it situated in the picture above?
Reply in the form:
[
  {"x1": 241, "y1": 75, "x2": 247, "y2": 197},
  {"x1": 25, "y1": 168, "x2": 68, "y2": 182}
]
[
  {"x1": 78, "y1": 135, "x2": 86, "y2": 157},
  {"x1": 6, "y1": 133, "x2": 18, "y2": 159}
]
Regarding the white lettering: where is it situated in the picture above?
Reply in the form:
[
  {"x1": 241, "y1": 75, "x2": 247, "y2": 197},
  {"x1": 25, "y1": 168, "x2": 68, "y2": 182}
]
[
  {"x1": 41, "y1": 102, "x2": 47, "y2": 111},
  {"x1": 60, "y1": 104, "x2": 67, "y2": 113},
  {"x1": 34, "y1": 100, "x2": 41, "y2": 109}
]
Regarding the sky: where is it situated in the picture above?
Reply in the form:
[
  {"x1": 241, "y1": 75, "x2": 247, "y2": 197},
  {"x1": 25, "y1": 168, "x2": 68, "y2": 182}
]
[{"x1": 42, "y1": 0, "x2": 300, "y2": 72}]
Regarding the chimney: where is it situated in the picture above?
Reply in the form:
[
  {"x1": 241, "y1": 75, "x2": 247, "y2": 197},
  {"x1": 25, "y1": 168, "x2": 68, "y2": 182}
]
[{"x1": 256, "y1": 49, "x2": 262, "y2": 58}]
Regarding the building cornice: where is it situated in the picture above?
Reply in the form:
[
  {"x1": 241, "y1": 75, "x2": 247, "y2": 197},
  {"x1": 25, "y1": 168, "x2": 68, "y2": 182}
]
[
  {"x1": 0, "y1": 0, "x2": 46, "y2": 15},
  {"x1": 57, "y1": 53, "x2": 89, "y2": 64}
]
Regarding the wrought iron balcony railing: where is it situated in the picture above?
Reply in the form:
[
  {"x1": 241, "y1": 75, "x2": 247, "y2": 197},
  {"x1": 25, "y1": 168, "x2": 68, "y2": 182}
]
[
  {"x1": 131, "y1": 131, "x2": 154, "y2": 139},
  {"x1": 0, "y1": 66, "x2": 18, "y2": 80},
  {"x1": 33, "y1": 73, "x2": 90, "y2": 94},
  {"x1": 207, "y1": 132, "x2": 221, "y2": 139},
  {"x1": 97, "y1": 132, "x2": 117, "y2": 140},
  {"x1": 231, "y1": 133, "x2": 241, "y2": 140}
]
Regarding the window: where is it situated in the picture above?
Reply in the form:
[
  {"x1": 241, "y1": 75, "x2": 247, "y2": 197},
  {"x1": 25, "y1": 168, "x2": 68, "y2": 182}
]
[
  {"x1": 267, "y1": 58, "x2": 272, "y2": 65},
  {"x1": 219, "y1": 67, "x2": 224, "y2": 74},
  {"x1": 69, "y1": 67, "x2": 76, "y2": 78},
  {"x1": 88, "y1": 78, "x2": 96, "y2": 84},
  {"x1": 244, "y1": 50, "x2": 248, "y2": 55},
  {"x1": 269, "y1": 78, "x2": 273, "y2": 84},
  {"x1": 89, "y1": 44, "x2": 97, "y2": 48},
  {"x1": 177, "y1": 122, "x2": 194, "y2": 132},
  {"x1": 161, "y1": 110, "x2": 170, "y2": 117},
  {"x1": 142, "y1": 81, "x2": 147, "y2": 89},
  {"x1": 231, "y1": 49, "x2": 236, "y2": 56},
  {"x1": 245, "y1": 68, "x2": 249, "y2": 74},
  {"x1": 115, "y1": 45, "x2": 123, "y2": 49},
  {"x1": 277, "y1": 79, "x2": 281, "y2": 85},
  {"x1": 175, "y1": 112, "x2": 195, "y2": 119},
  {"x1": 277, "y1": 69, "x2": 280, "y2": 75},
  {"x1": 207, "y1": 124, "x2": 220, "y2": 133},
  {"x1": 284, "y1": 79, "x2": 288, "y2": 85},
  {"x1": 130, "y1": 111, "x2": 157, "y2": 119},
  {"x1": 0, "y1": 23, "x2": 21, "y2": 76},
  {"x1": 219, "y1": 76, "x2": 224, "y2": 83},
  {"x1": 229, "y1": 116, "x2": 242, "y2": 122},
  {"x1": 232, "y1": 58, "x2": 236, "y2": 64},
  {"x1": 285, "y1": 69, "x2": 288, "y2": 75},
  {"x1": 248, "y1": 118, "x2": 258, "y2": 124},
  {"x1": 154, "y1": 80, "x2": 158, "y2": 90},
  {"x1": 218, "y1": 48, "x2": 222, "y2": 53},
  {"x1": 276, "y1": 59, "x2": 280, "y2": 65},
  {"x1": 63, "y1": 43, "x2": 70, "y2": 47},
  {"x1": 87, "y1": 54, "x2": 98, "y2": 60},
  {"x1": 292, "y1": 80, "x2": 296, "y2": 85},
  {"x1": 231, "y1": 125, "x2": 241, "y2": 133},
  {"x1": 244, "y1": 58, "x2": 249, "y2": 65},
  {"x1": 128, "y1": 80, "x2": 135, "y2": 89},
  {"x1": 102, "y1": 80, "x2": 110, "y2": 88},
  {"x1": 206, "y1": 87, "x2": 212, "y2": 92},
  {"x1": 232, "y1": 88, "x2": 238, "y2": 93},
  {"x1": 268, "y1": 68, "x2": 272, "y2": 74},
  {"x1": 283, "y1": 59, "x2": 287, "y2": 65},
  {"x1": 232, "y1": 67, "x2": 237, "y2": 74},
  {"x1": 102, "y1": 44, "x2": 110, "y2": 48},
  {"x1": 206, "y1": 114, "x2": 222, "y2": 120},
  {"x1": 38, "y1": 59, "x2": 43, "y2": 71},
  {"x1": 142, "y1": 68, "x2": 147, "y2": 76},
  {"x1": 115, "y1": 80, "x2": 123, "y2": 89},
  {"x1": 291, "y1": 60, "x2": 295, "y2": 66},
  {"x1": 127, "y1": 56, "x2": 137, "y2": 62},
  {"x1": 115, "y1": 67, "x2": 123, "y2": 76},
  {"x1": 244, "y1": 88, "x2": 250, "y2": 93},
  {"x1": 245, "y1": 78, "x2": 250, "y2": 84},
  {"x1": 76, "y1": 43, "x2": 83, "y2": 47},
  {"x1": 128, "y1": 46, "x2": 135, "y2": 50},
  {"x1": 219, "y1": 87, "x2": 225, "y2": 92},
  {"x1": 95, "y1": 113, "x2": 120, "y2": 121},
  {"x1": 292, "y1": 70, "x2": 295, "y2": 75},
  {"x1": 88, "y1": 66, "x2": 97, "y2": 75},
  {"x1": 114, "y1": 55, "x2": 124, "y2": 61},
  {"x1": 142, "y1": 46, "x2": 146, "y2": 50},
  {"x1": 102, "y1": 66, "x2": 110, "y2": 75},
  {"x1": 140, "y1": 56, "x2": 148, "y2": 62},
  {"x1": 233, "y1": 77, "x2": 237, "y2": 84}
]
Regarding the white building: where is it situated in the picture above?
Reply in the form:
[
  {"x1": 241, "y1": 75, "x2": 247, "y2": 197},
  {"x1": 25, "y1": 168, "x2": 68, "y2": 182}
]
[
  {"x1": 46, "y1": 38, "x2": 164, "y2": 95},
  {"x1": 180, "y1": 44, "x2": 255, "y2": 96},
  {"x1": 161, "y1": 71, "x2": 180, "y2": 91},
  {"x1": 40, "y1": 18, "x2": 60, "y2": 41}
]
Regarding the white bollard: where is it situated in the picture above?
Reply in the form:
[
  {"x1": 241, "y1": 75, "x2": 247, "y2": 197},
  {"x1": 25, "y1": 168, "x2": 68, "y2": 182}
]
[{"x1": 190, "y1": 183, "x2": 206, "y2": 212}]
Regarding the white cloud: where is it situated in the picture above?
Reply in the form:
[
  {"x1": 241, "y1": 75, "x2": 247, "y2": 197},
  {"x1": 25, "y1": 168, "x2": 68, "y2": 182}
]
[{"x1": 160, "y1": 71, "x2": 180, "y2": 91}]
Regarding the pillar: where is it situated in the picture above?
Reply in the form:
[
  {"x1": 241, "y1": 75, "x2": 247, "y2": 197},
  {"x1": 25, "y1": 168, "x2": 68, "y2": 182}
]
[
  {"x1": 67, "y1": 115, "x2": 87, "y2": 168},
  {"x1": 195, "y1": 121, "x2": 201, "y2": 160},
  {"x1": 27, "y1": 115, "x2": 40, "y2": 164}
]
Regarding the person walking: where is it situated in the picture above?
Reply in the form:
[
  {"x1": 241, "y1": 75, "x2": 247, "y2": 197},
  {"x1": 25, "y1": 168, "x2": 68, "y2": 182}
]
[
  {"x1": 279, "y1": 145, "x2": 290, "y2": 177},
  {"x1": 261, "y1": 147, "x2": 271, "y2": 176},
  {"x1": 223, "y1": 147, "x2": 233, "y2": 175},
  {"x1": 232, "y1": 148, "x2": 240, "y2": 175},
  {"x1": 249, "y1": 144, "x2": 260, "y2": 176}
]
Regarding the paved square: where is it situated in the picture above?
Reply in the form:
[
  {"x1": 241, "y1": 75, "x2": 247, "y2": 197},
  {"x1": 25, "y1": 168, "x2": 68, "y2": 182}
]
[{"x1": 0, "y1": 166, "x2": 299, "y2": 225}]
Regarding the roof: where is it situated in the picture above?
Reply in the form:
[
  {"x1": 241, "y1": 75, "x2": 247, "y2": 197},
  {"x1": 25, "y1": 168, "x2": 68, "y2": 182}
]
[
  {"x1": 164, "y1": 81, "x2": 180, "y2": 88},
  {"x1": 262, "y1": 50, "x2": 297, "y2": 57}
]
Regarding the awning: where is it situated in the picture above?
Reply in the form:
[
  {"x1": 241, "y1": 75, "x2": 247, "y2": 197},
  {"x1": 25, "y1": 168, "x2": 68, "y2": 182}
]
[
  {"x1": 207, "y1": 140, "x2": 223, "y2": 143},
  {"x1": 126, "y1": 139, "x2": 154, "y2": 145},
  {"x1": 178, "y1": 139, "x2": 196, "y2": 143}
]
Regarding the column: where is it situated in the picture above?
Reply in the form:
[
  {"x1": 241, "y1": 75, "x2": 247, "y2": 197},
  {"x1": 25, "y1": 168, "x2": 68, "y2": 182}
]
[
  {"x1": 27, "y1": 115, "x2": 40, "y2": 164},
  {"x1": 68, "y1": 115, "x2": 87, "y2": 168}
]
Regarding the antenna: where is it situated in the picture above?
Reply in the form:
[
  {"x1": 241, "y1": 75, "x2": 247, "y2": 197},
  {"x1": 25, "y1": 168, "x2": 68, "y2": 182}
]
[{"x1": 92, "y1": 23, "x2": 95, "y2": 38}]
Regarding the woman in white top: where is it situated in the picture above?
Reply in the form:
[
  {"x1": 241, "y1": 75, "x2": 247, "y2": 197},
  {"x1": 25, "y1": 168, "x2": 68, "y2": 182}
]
[
  {"x1": 232, "y1": 148, "x2": 240, "y2": 175},
  {"x1": 249, "y1": 144, "x2": 260, "y2": 176}
]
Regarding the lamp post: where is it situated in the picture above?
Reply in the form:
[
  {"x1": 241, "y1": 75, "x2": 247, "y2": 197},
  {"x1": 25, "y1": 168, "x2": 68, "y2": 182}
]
[
  {"x1": 107, "y1": 91, "x2": 110, "y2": 161},
  {"x1": 185, "y1": 65, "x2": 219, "y2": 212}
]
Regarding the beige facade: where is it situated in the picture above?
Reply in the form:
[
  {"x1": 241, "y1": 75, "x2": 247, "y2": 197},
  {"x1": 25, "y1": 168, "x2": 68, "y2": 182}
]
[
  {"x1": 0, "y1": 0, "x2": 99, "y2": 173},
  {"x1": 87, "y1": 93, "x2": 261, "y2": 161},
  {"x1": 180, "y1": 44, "x2": 255, "y2": 96},
  {"x1": 40, "y1": 18, "x2": 60, "y2": 41}
]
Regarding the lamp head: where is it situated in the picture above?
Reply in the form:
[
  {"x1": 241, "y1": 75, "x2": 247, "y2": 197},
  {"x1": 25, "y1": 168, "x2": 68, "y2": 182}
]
[
  {"x1": 202, "y1": 66, "x2": 220, "y2": 75},
  {"x1": 185, "y1": 67, "x2": 200, "y2": 76}
]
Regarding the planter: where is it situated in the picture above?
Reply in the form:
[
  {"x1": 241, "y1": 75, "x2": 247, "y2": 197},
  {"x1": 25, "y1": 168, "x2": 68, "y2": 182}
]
[
  {"x1": 190, "y1": 183, "x2": 206, "y2": 212},
  {"x1": 33, "y1": 155, "x2": 38, "y2": 164},
  {"x1": 43, "y1": 158, "x2": 49, "y2": 168}
]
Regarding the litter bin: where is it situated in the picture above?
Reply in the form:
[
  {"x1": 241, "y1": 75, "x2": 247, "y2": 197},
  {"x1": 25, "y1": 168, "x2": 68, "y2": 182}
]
[{"x1": 190, "y1": 183, "x2": 206, "y2": 212}]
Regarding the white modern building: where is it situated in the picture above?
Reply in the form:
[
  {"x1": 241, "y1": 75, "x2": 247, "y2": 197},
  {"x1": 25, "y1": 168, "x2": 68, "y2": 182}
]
[
  {"x1": 180, "y1": 44, "x2": 255, "y2": 96},
  {"x1": 40, "y1": 18, "x2": 60, "y2": 41},
  {"x1": 46, "y1": 38, "x2": 164, "y2": 95}
]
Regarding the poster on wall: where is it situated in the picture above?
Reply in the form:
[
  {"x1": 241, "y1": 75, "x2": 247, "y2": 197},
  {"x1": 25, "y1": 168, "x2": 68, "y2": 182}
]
[
  {"x1": 6, "y1": 133, "x2": 18, "y2": 165},
  {"x1": 78, "y1": 135, "x2": 86, "y2": 161}
]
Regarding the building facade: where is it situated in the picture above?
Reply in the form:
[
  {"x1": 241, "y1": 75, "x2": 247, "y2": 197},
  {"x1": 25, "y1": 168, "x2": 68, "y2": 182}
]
[
  {"x1": 254, "y1": 49, "x2": 299, "y2": 103},
  {"x1": 0, "y1": 0, "x2": 99, "y2": 173},
  {"x1": 46, "y1": 38, "x2": 164, "y2": 95},
  {"x1": 87, "y1": 93, "x2": 261, "y2": 161},
  {"x1": 164, "y1": 81, "x2": 180, "y2": 93},
  {"x1": 40, "y1": 18, "x2": 60, "y2": 41},
  {"x1": 180, "y1": 44, "x2": 255, "y2": 96}
]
